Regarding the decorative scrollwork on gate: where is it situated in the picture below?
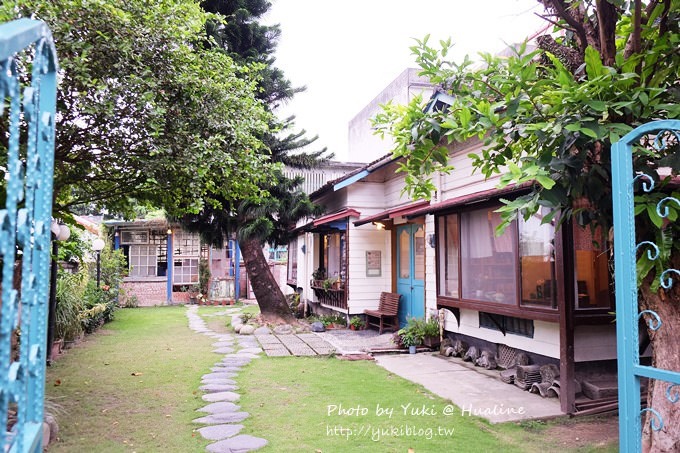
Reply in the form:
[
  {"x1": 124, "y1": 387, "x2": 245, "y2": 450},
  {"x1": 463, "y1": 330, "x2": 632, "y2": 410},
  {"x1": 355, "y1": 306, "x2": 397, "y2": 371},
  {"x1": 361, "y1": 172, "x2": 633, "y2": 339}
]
[
  {"x1": 0, "y1": 19, "x2": 58, "y2": 452},
  {"x1": 613, "y1": 120, "x2": 680, "y2": 452}
]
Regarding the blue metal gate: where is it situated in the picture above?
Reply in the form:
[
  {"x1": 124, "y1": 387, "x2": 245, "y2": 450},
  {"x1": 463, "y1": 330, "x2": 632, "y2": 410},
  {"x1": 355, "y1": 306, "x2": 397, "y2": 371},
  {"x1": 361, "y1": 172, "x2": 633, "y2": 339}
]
[
  {"x1": 612, "y1": 120, "x2": 680, "y2": 452},
  {"x1": 0, "y1": 19, "x2": 58, "y2": 452}
]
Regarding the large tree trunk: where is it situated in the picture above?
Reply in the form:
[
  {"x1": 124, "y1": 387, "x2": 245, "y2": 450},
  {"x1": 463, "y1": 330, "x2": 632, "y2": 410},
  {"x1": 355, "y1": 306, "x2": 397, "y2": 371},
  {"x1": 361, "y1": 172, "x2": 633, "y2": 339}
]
[
  {"x1": 239, "y1": 237, "x2": 296, "y2": 324},
  {"x1": 639, "y1": 262, "x2": 680, "y2": 452}
]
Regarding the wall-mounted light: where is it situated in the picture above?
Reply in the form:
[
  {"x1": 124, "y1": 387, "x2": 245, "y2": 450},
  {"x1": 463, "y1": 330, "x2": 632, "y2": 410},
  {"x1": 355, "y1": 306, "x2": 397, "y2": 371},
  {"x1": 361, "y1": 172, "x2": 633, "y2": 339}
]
[
  {"x1": 427, "y1": 233, "x2": 436, "y2": 248},
  {"x1": 301, "y1": 244, "x2": 306, "y2": 254},
  {"x1": 373, "y1": 222, "x2": 385, "y2": 231}
]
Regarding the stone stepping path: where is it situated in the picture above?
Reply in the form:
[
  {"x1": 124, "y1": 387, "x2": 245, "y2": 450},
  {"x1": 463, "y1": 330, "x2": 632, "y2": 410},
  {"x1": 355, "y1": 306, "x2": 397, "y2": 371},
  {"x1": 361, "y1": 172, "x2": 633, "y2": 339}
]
[
  {"x1": 187, "y1": 305, "x2": 268, "y2": 452},
  {"x1": 254, "y1": 331, "x2": 336, "y2": 357}
]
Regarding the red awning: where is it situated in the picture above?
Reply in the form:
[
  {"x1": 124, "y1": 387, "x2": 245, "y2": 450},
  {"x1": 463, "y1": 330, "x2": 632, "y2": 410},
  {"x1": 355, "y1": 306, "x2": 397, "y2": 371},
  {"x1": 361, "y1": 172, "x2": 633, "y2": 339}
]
[
  {"x1": 313, "y1": 208, "x2": 361, "y2": 227},
  {"x1": 354, "y1": 200, "x2": 430, "y2": 226},
  {"x1": 404, "y1": 183, "x2": 532, "y2": 218}
]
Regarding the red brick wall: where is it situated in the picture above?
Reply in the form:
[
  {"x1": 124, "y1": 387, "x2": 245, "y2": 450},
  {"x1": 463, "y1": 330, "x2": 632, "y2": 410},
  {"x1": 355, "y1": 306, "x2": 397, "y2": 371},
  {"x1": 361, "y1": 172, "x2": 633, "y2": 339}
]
[{"x1": 121, "y1": 281, "x2": 168, "y2": 307}]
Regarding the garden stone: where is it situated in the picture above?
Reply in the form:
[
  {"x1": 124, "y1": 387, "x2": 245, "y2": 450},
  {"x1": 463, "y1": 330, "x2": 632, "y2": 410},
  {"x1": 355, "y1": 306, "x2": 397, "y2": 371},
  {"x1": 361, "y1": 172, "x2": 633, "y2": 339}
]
[
  {"x1": 234, "y1": 352, "x2": 260, "y2": 359},
  {"x1": 198, "y1": 424, "x2": 244, "y2": 441},
  {"x1": 273, "y1": 324, "x2": 293, "y2": 335},
  {"x1": 212, "y1": 341, "x2": 235, "y2": 348},
  {"x1": 296, "y1": 325, "x2": 311, "y2": 333},
  {"x1": 202, "y1": 391, "x2": 240, "y2": 403},
  {"x1": 200, "y1": 384, "x2": 238, "y2": 393},
  {"x1": 213, "y1": 347, "x2": 235, "y2": 354},
  {"x1": 310, "y1": 322, "x2": 325, "y2": 332},
  {"x1": 202, "y1": 378, "x2": 238, "y2": 386},
  {"x1": 206, "y1": 435, "x2": 268, "y2": 453},
  {"x1": 193, "y1": 412, "x2": 249, "y2": 424},
  {"x1": 253, "y1": 326, "x2": 270, "y2": 335},
  {"x1": 203, "y1": 372, "x2": 237, "y2": 381},
  {"x1": 197, "y1": 402, "x2": 240, "y2": 414},
  {"x1": 239, "y1": 324, "x2": 255, "y2": 335},
  {"x1": 233, "y1": 324, "x2": 243, "y2": 333},
  {"x1": 210, "y1": 367, "x2": 239, "y2": 374}
]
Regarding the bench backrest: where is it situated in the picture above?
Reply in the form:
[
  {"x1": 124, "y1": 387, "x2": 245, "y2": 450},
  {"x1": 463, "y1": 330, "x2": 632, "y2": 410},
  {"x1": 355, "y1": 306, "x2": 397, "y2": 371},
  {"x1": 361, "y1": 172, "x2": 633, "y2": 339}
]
[{"x1": 378, "y1": 292, "x2": 400, "y2": 315}]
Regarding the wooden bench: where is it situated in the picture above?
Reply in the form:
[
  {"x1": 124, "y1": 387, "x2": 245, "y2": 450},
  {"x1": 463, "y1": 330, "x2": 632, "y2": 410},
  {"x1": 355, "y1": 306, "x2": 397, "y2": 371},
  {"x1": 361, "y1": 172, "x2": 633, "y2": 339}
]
[{"x1": 364, "y1": 292, "x2": 400, "y2": 334}]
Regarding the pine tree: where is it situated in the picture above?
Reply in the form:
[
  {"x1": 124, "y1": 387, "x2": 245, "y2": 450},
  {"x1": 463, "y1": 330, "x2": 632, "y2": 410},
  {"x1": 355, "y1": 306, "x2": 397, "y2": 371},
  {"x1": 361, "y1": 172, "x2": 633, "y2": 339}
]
[{"x1": 184, "y1": 0, "x2": 330, "y2": 322}]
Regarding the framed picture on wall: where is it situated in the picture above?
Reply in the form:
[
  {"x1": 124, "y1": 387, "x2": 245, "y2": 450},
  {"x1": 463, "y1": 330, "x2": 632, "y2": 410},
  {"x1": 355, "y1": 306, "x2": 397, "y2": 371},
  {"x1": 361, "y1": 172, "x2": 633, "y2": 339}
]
[{"x1": 366, "y1": 250, "x2": 381, "y2": 277}]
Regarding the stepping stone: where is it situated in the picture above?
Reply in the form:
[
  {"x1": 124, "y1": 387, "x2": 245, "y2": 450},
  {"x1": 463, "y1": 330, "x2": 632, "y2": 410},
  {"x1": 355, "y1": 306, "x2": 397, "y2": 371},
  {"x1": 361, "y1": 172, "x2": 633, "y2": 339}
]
[
  {"x1": 206, "y1": 435, "x2": 268, "y2": 453},
  {"x1": 233, "y1": 353, "x2": 260, "y2": 359},
  {"x1": 213, "y1": 347, "x2": 235, "y2": 354},
  {"x1": 212, "y1": 341, "x2": 235, "y2": 348},
  {"x1": 200, "y1": 384, "x2": 238, "y2": 393},
  {"x1": 238, "y1": 348, "x2": 263, "y2": 355},
  {"x1": 202, "y1": 379, "x2": 237, "y2": 386},
  {"x1": 210, "y1": 368, "x2": 239, "y2": 375},
  {"x1": 198, "y1": 424, "x2": 244, "y2": 441},
  {"x1": 220, "y1": 358, "x2": 252, "y2": 366},
  {"x1": 193, "y1": 412, "x2": 249, "y2": 424},
  {"x1": 212, "y1": 364, "x2": 242, "y2": 372},
  {"x1": 203, "y1": 372, "x2": 237, "y2": 381},
  {"x1": 197, "y1": 402, "x2": 240, "y2": 414},
  {"x1": 202, "y1": 391, "x2": 240, "y2": 403}
]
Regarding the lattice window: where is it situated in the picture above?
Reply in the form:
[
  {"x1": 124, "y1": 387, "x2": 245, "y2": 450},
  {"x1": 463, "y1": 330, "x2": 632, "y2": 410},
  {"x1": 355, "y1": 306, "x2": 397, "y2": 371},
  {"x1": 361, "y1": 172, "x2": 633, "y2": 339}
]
[{"x1": 129, "y1": 245, "x2": 157, "y2": 277}]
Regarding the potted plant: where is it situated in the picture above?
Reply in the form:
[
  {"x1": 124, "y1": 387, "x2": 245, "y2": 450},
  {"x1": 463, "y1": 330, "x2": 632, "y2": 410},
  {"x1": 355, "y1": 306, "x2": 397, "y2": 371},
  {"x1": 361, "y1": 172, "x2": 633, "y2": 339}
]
[
  {"x1": 349, "y1": 316, "x2": 364, "y2": 331},
  {"x1": 398, "y1": 318, "x2": 425, "y2": 354},
  {"x1": 422, "y1": 317, "x2": 441, "y2": 348},
  {"x1": 399, "y1": 328, "x2": 420, "y2": 354},
  {"x1": 311, "y1": 267, "x2": 326, "y2": 287},
  {"x1": 187, "y1": 284, "x2": 200, "y2": 304},
  {"x1": 322, "y1": 277, "x2": 337, "y2": 291}
]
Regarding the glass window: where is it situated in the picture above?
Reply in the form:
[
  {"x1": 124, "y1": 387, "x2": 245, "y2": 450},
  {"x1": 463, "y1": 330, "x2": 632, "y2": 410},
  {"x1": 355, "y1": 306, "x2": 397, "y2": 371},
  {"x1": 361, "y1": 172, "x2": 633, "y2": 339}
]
[
  {"x1": 414, "y1": 226, "x2": 425, "y2": 280},
  {"x1": 438, "y1": 214, "x2": 459, "y2": 297},
  {"x1": 398, "y1": 229, "x2": 410, "y2": 279},
  {"x1": 519, "y1": 208, "x2": 556, "y2": 309},
  {"x1": 322, "y1": 232, "x2": 346, "y2": 283},
  {"x1": 121, "y1": 230, "x2": 148, "y2": 244},
  {"x1": 460, "y1": 208, "x2": 517, "y2": 305},
  {"x1": 574, "y1": 225, "x2": 611, "y2": 309},
  {"x1": 287, "y1": 237, "x2": 298, "y2": 282},
  {"x1": 129, "y1": 245, "x2": 157, "y2": 277}
]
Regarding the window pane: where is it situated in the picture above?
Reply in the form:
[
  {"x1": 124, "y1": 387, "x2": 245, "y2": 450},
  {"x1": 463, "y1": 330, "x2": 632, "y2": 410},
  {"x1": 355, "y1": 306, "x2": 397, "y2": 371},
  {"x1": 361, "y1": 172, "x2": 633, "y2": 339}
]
[
  {"x1": 399, "y1": 229, "x2": 410, "y2": 279},
  {"x1": 574, "y1": 225, "x2": 611, "y2": 309},
  {"x1": 460, "y1": 208, "x2": 517, "y2": 304},
  {"x1": 519, "y1": 208, "x2": 556, "y2": 309},
  {"x1": 414, "y1": 226, "x2": 425, "y2": 280},
  {"x1": 438, "y1": 215, "x2": 459, "y2": 297}
]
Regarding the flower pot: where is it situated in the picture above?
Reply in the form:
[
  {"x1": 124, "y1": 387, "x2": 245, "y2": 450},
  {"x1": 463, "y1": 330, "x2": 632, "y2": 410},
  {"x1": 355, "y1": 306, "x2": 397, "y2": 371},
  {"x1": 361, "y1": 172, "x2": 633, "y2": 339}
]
[
  {"x1": 409, "y1": 345, "x2": 417, "y2": 354},
  {"x1": 423, "y1": 336, "x2": 440, "y2": 348}
]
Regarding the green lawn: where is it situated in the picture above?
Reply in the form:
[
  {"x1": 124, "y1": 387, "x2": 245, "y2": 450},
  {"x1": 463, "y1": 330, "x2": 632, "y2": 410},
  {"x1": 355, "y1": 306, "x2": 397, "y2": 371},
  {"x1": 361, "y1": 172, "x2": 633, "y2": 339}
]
[
  {"x1": 46, "y1": 306, "x2": 216, "y2": 452},
  {"x1": 44, "y1": 306, "x2": 617, "y2": 452}
]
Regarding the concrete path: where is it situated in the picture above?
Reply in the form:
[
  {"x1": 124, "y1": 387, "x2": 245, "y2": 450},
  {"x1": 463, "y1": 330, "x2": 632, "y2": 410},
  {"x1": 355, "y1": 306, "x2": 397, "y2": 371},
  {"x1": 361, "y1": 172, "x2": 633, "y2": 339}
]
[
  {"x1": 375, "y1": 353, "x2": 562, "y2": 423},
  {"x1": 187, "y1": 306, "x2": 268, "y2": 453}
]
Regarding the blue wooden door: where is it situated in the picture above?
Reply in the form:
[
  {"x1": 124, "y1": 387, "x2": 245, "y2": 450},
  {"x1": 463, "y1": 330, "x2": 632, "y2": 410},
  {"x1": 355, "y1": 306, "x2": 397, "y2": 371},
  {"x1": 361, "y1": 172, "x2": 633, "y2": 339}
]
[{"x1": 396, "y1": 224, "x2": 425, "y2": 326}]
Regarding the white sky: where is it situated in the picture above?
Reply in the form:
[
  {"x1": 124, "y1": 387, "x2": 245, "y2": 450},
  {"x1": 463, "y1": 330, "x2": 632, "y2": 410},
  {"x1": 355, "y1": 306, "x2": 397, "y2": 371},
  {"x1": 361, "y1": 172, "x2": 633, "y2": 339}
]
[{"x1": 264, "y1": 0, "x2": 548, "y2": 161}]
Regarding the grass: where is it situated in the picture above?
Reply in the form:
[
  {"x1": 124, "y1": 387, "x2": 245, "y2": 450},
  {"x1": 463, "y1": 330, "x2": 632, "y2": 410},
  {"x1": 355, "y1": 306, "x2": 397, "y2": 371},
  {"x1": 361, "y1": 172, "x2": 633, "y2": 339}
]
[
  {"x1": 235, "y1": 356, "x2": 619, "y2": 453},
  {"x1": 44, "y1": 306, "x2": 617, "y2": 453},
  {"x1": 45, "y1": 306, "x2": 216, "y2": 452}
]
